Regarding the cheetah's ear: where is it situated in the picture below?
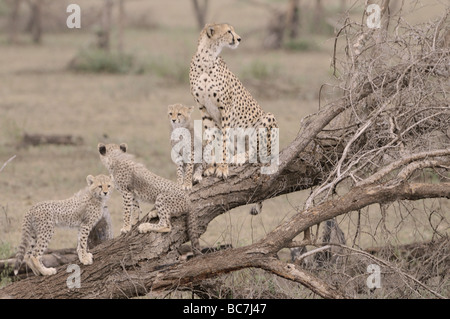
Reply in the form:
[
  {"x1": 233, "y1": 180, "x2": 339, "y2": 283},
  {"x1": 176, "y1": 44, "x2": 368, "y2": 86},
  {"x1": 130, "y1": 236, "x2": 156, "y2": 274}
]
[
  {"x1": 98, "y1": 143, "x2": 106, "y2": 156},
  {"x1": 206, "y1": 25, "x2": 215, "y2": 38},
  {"x1": 86, "y1": 175, "x2": 94, "y2": 186},
  {"x1": 119, "y1": 143, "x2": 127, "y2": 153},
  {"x1": 188, "y1": 105, "x2": 195, "y2": 114}
]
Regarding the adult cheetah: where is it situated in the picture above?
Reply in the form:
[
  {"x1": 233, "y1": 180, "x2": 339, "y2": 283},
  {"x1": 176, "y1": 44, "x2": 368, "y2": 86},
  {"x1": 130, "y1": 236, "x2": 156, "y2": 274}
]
[{"x1": 189, "y1": 23, "x2": 278, "y2": 180}]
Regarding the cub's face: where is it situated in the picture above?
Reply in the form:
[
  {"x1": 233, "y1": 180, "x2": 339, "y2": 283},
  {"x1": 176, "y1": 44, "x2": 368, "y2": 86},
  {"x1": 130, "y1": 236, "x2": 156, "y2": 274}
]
[
  {"x1": 204, "y1": 23, "x2": 241, "y2": 50},
  {"x1": 167, "y1": 104, "x2": 194, "y2": 128},
  {"x1": 87, "y1": 174, "x2": 113, "y2": 199}
]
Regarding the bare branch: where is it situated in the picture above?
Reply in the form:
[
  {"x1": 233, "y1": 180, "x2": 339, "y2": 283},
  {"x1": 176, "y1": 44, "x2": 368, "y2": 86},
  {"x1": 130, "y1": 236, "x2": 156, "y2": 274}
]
[
  {"x1": 321, "y1": 243, "x2": 447, "y2": 299},
  {"x1": 357, "y1": 149, "x2": 450, "y2": 186},
  {"x1": 295, "y1": 245, "x2": 331, "y2": 262},
  {"x1": 0, "y1": 155, "x2": 16, "y2": 173},
  {"x1": 257, "y1": 257, "x2": 347, "y2": 299}
]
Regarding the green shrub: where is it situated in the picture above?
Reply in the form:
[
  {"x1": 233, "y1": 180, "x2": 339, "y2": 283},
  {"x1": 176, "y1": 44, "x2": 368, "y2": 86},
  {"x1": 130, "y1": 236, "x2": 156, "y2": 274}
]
[
  {"x1": 137, "y1": 55, "x2": 189, "y2": 83},
  {"x1": 68, "y1": 49, "x2": 188, "y2": 83},
  {"x1": 0, "y1": 242, "x2": 12, "y2": 259}
]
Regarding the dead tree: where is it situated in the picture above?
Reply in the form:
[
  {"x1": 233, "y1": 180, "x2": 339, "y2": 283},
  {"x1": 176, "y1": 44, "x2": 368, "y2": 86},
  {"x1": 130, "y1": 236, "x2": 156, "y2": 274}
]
[
  {"x1": 6, "y1": 0, "x2": 23, "y2": 44},
  {"x1": 191, "y1": 0, "x2": 209, "y2": 30},
  {"x1": 0, "y1": 4, "x2": 449, "y2": 299},
  {"x1": 286, "y1": 0, "x2": 300, "y2": 40},
  {"x1": 97, "y1": 0, "x2": 113, "y2": 51},
  {"x1": 262, "y1": 0, "x2": 300, "y2": 49},
  {"x1": 25, "y1": 0, "x2": 47, "y2": 44},
  {"x1": 117, "y1": 0, "x2": 126, "y2": 53}
]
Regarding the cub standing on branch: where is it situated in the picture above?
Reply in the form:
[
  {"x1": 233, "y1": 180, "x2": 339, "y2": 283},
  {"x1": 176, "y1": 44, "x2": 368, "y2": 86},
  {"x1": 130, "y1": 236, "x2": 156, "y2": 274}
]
[
  {"x1": 167, "y1": 103, "x2": 203, "y2": 190},
  {"x1": 97, "y1": 143, "x2": 200, "y2": 254},
  {"x1": 14, "y1": 174, "x2": 113, "y2": 276}
]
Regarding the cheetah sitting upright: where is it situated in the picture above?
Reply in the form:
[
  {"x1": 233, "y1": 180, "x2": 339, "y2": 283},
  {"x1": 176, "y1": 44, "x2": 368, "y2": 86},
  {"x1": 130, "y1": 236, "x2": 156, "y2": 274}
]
[
  {"x1": 189, "y1": 23, "x2": 278, "y2": 180},
  {"x1": 97, "y1": 143, "x2": 199, "y2": 253},
  {"x1": 14, "y1": 174, "x2": 113, "y2": 276},
  {"x1": 168, "y1": 103, "x2": 203, "y2": 190}
]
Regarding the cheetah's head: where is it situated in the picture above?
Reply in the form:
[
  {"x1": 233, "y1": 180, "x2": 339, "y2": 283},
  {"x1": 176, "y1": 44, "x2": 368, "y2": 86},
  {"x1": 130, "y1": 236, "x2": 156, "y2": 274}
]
[
  {"x1": 167, "y1": 104, "x2": 194, "y2": 128},
  {"x1": 199, "y1": 23, "x2": 241, "y2": 55},
  {"x1": 98, "y1": 143, "x2": 128, "y2": 170},
  {"x1": 87, "y1": 174, "x2": 113, "y2": 200}
]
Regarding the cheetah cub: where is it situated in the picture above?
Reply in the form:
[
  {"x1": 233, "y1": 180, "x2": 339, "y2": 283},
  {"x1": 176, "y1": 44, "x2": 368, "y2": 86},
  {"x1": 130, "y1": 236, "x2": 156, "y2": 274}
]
[
  {"x1": 97, "y1": 143, "x2": 199, "y2": 254},
  {"x1": 14, "y1": 174, "x2": 113, "y2": 276},
  {"x1": 168, "y1": 103, "x2": 203, "y2": 190}
]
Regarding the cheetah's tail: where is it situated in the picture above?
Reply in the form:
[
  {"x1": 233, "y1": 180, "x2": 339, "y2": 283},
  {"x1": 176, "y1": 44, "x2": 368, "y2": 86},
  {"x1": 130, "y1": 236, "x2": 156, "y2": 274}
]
[
  {"x1": 14, "y1": 217, "x2": 33, "y2": 276},
  {"x1": 187, "y1": 209, "x2": 201, "y2": 256},
  {"x1": 249, "y1": 202, "x2": 263, "y2": 216}
]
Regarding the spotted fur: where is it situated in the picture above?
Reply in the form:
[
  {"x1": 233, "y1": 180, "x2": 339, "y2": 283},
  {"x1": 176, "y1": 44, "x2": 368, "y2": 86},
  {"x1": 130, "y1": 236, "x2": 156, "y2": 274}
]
[
  {"x1": 168, "y1": 103, "x2": 203, "y2": 190},
  {"x1": 14, "y1": 174, "x2": 113, "y2": 276},
  {"x1": 189, "y1": 23, "x2": 278, "y2": 180},
  {"x1": 97, "y1": 143, "x2": 200, "y2": 254},
  {"x1": 190, "y1": 23, "x2": 277, "y2": 216}
]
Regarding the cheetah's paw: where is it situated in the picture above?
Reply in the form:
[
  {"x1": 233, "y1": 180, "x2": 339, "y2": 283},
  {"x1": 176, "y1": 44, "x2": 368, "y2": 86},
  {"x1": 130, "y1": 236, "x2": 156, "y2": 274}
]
[
  {"x1": 182, "y1": 182, "x2": 192, "y2": 191},
  {"x1": 203, "y1": 166, "x2": 216, "y2": 177},
  {"x1": 120, "y1": 225, "x2": 132, "y2": 234},
  {"x1": 148, "y1": 209, "x2": 158, "y2": 219},
  {"x1": 138, "y1": 223, "x2": 153, "y2": 233},
  {"x1": 215, "y1": 165, "x2": 229, "y2": 179},
  {"x1": 80, "y1": 252, "x2": 93, "y2": 265},
  {"x1": 28, "y1": 256, "x2": 57, "y2": 276},
  {"x1": 138, "y1": 222, "x2": 171, "y2": 233},
  {"x1": 193, "y1": 171, "x2": 203, "y2": 183},
  {"x1": 40, "y1": 267, "x2": 57, "y2": 276}
]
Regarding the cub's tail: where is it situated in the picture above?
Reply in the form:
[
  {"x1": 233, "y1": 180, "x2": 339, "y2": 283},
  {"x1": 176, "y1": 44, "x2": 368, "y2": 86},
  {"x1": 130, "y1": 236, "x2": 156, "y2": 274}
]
[
  {"x1": 187, "y1": 208, "x2": 201, "y2": 256},
  {"x1": 14, "y1": 216, "x2": 33, "y2": 276},
  {"x1": 249, "y1": 202, "x2": 263, "y2": 216}
]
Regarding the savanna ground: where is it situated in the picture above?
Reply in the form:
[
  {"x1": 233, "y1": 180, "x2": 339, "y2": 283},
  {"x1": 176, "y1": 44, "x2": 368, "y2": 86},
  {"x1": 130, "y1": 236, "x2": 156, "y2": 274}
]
[{"x1": 0, "y1": 0, "x2": 448, "y2": 297}]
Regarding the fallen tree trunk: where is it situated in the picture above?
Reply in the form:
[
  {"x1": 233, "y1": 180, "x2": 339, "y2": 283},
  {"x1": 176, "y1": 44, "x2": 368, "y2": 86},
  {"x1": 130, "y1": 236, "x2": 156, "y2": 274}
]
[{"x1": 1, "y1": 175, "x2": 448, "y2": 298}]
